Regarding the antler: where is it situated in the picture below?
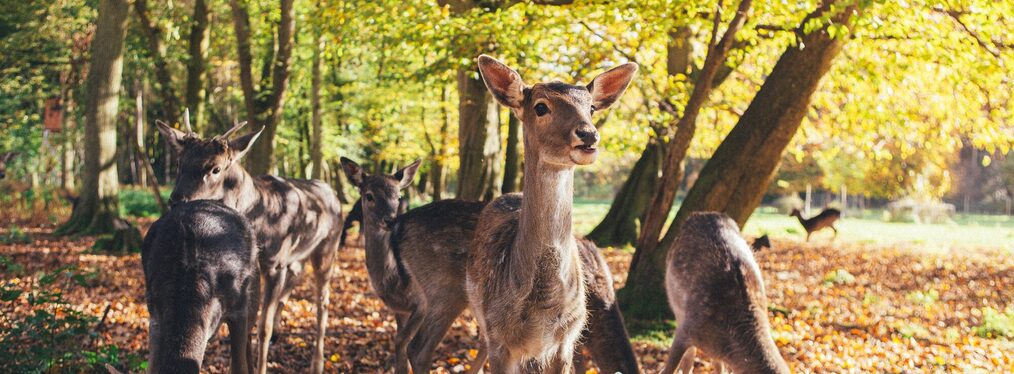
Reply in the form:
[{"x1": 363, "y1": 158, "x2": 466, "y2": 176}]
[
  {"x1": 183, "y1": 108, "x2": 193, "y2": 133},
  {"x1": 216, "y1": 121, "x2": 249, "y2": 141}
]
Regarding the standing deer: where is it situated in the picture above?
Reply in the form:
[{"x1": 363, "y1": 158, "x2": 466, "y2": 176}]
[
  {"x1": 790, "y1": 207, "x2": 841, "y2": 241},
  {"x1": 0, "y1": 151, "x2": 18, "y2": 179},
  {"x1": 156, "y1": 120, "x2": 342, "y2": 374},
  {"x1": 340, "y1": 158, "x2": 639, "y2": 374},
  {"x1": 662, "y1": 212, "x2": 789, "y2": 374},
  {"x1": 142, "y1": 200, "x2": 259, "y2": 374},
  {"x1": 468, "y1": 55, "x2": 637, "y2": 373}
]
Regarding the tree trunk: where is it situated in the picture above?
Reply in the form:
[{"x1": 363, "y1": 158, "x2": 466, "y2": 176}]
[
  {"x1": 431, "y1": 85, "x2": 452, "y2": 200},
  {"x1": 310, "y1": 28, "x2": 324, "y2": 180},
  {"x1": 622, "y1": 0, "x2": 858, "y2": 322},
  {"x1": 185, "y1": 0, "x2": 210, "y2": 131},
  {"x1": 60, "y1": 91, "x2": 77, "y2": 192},
  {"x1": 456, "y1": 65, "x2": 501, "y2": 201},
  {"x1": 586, "y1": 142, "x2": 662, "y2": 247},
  {"x1": 57, "y1": 0, "x2": 133, "y2": 242},
  {"x1": 133, "y1": 0, "x2": 181, "y2": 127},
  {"x1": 501, "y1": 111, "x2": 521, "y2": 193}
]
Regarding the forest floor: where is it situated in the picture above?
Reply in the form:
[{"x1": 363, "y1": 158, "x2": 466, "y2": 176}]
[{"x1": 1, "y1": 221, "x2": 1013, "y2": 373}]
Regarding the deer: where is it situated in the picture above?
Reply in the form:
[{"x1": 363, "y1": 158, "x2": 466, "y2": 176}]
[
  {"x1": 751, "y1": 234, "x2": 771, "y2": 252},
  {"x1": 142, "y1": 200, "x2": 259, "y2": 374},
  {"x1": 0, "y1": 151, "x2": 18, "y2": 180},
  {"x1": 340, "y1": 158, "x2": 640, "y2": 374},
  {"x1": 790, "y1": 207, "x2": 841, "y2": 241},
  {"x1": 467, "y1": 55, "x2": 637, "y2": 373},
  {"x1": 661, "y1": 212, "x2": 789, "y2": 374},
  {"x1": 155, "y1": 120, "x2": 342, "y2": 374}
]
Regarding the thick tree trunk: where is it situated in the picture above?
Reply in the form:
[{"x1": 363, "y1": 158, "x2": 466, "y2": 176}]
[
  {"x1": 57, "y1": 0, "x2": 131, "y2": 239},
  {"x1": 310, "y1": 29, "x2": 324, "y2": 180},
  {"x1": 586, "y1": 142, "x2": 662, "y2": 247},
  {"x1": 456, "y1": 66, "x2": 501, "y2": 201},
  {"x1": 185, "y1": 0, "x2": 210, "y2": 131},
  {"x1": 229, "y1": 0, "x2": 260, "y2": 129},
  {"x1": 431, "y1": 86, "x2": 452, "y2": 200},
  {"x1": 133, "y1": 0, "x2": 181, "y2": 127},
  {"x1": 622, "y1": 0, "x2": 858, "y2": 322},
  {"x1": 501, "y1": 111, "x2": 521, "y2": 193}
]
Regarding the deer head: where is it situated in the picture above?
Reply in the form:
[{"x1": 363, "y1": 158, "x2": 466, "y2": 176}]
[
  {"x1": 476, "y1": 55, "x2": 637, "y2": 167},
  {"x1": 0, "y1": 151, "x2": 19, "y2": 179},
  {"x1": 340, "y1": 157, "x2": 420, "y2": 230},
  {"x1": 155, "y1": 120, "x2": 263, "y2": 207}
]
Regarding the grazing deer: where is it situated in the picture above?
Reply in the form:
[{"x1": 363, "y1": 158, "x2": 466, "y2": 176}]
[
  {"x1": 468, "y1": 55, "x2": 637, "y2": 373},
  {"x1": 790, "y1": 207, "x2": 841, "y2": 241},
  {"x1": 156, "y1": 120, "x2": 342, "y2": 374},
  {"x1": 751, "y1": 234, "x2": 771, "y2": 251},
  {"x1": 0, "y1": 151, "x2": 18, "y2": 179},
  {"x1": 340, "y1": 158, "x2": 639, "y2": 374},
  {"x1": 142, "y1": 200, "x2": 259, "y2": 374},
  {"x1": 662, "y1": 212, "x2": 789, "y2": 374}
]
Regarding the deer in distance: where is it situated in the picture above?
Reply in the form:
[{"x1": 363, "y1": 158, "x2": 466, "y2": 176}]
[
  {"x1": 468, "y1": 55, "x2": 637, "y2": 373},
  {"x1": 662, "y1": 212, "x2": 789, "y2": 374},
  {"x1": 340, "y1": 157, "x2": 640, "y2": 374},
  {"x1": 142, "y1": 200, "x2": 259, "y2": 374},
  {"x1": 790, "y1": 207, "x2": 841, "y2": 241},
  {"x1": 155, "y1": 120, "x2": 342, "y2": 374}
]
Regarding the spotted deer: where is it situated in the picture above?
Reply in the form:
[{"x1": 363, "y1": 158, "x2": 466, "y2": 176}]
[
  {"x1": 0, "y1": 151, "x2": 18, "y2": 180},
  {"x1": 790, "y1": 207, "x2": 841, "y2": 241},
  {"x1": 468, "y1": 55, "x2": 637, "y2": 373},
  {"x1": 340, "y1": 158, "x2": 639, "y2": 374},
  {"x1": 142, "y1": 200, "x2": 259, "y2": 374},
  {"x1": 662, "y1": 212, "x2": 789, "y2": 374},
  {"x1": 155, "y1": 120, "x2": 342, "y2": 374}
]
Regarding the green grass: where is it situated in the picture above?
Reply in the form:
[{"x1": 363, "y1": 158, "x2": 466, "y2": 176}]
[
  {"x1": 571, "y1": 200, "x2": 1014, "y2": 251},
  {"x1": 119, "y1": 188, "x2": 171, "y2": 218}
]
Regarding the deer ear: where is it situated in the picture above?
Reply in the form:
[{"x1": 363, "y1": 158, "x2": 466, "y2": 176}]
[
  {"x1": 155, "y1": 120, "x2": 188, "y2": 152},
  {"x1": 394, "y1": 160, "x2": 421, "y2": 190},
  {"x1": 340, "y1": 157, "x2": 365, "y2": 187},
  {"x1": 587, "y1": 62, "x2": 638, "y2": 111},
  {"x1": 477, "y1": 55, "x2": 525, "y2": 109},
  {"x1": 229, "y1": 126, "x2": 263, "y2": 160}
]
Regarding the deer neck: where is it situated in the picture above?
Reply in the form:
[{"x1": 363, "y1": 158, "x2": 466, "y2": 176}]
[
  {"x1": 516, "y1": 150, "x2": 575, "y2": 260},
  {"x1": 225, "y1": 166, "x2": 260, "y2": 215},
  {"x1": 360, "y1": 206, "x2": 398, "y2": 277}
]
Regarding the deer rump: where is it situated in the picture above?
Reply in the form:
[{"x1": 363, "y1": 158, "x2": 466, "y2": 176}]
[
  {"x1": 389, "y1": 198, "x2": 637, "y2": 373},
  {"x1": 142, "y1": 200, "x2": 259, "y2": 374}
]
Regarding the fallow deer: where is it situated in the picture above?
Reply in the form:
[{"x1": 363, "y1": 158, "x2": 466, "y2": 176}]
[
  {"x1": 142, "y1": 200, "x2": 259, "y2": 374},
  {"x1": 662, "y1": 212, "x2": 789, "y2": 374},
  {"x1": 468, "y1": 55, "x2": 637, "y2": 373},
  {"x1": 790, "y1": 207, "x2": 841, "y2": 241},
  {"x1": 340, "y1": 158, "x2": 639, "y2": 373},
  {"x1": 156, "y1": 120, "x2": 342, "y2": 374},
  {"x1": 751, "y1": 234, "x2": 771, "y2": 251},
  {"x1": 0, "y1": 151, "x2": 18, "y2": 179}
]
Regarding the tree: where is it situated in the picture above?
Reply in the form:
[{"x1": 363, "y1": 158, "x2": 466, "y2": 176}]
[
  {"x1": 133, "y1": 0, "x2": 181, "y2": 128},
  {"x1": 56, "y1": 0, "x2": 140, "y2": 252},
  {"x1": 184, "y1": 0, "x2": 210, "y2": 129},
  {"x1": 619, "y1": 0, "x2": 861, "y2": 320}
]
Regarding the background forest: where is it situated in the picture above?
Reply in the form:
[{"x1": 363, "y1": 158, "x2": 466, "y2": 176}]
[{"x1": 1, "y1": 0, "x2": 1012, "y2": 372}]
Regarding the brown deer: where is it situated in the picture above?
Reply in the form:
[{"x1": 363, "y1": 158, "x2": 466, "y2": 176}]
[
  {"x1": 340, "y1": 158, "x2": 640, "y2": 374},
  {"x1": 662, "y1": 212, "x2": 789, "y2": 374},
  {"x1": 790, "y1": 207, "x2": 841, "y2": 241},
  {"x1": 142, "y1": 200, "x2": 259, "y2": 374},
  {"x1": 751, "y1": 234, "x2": 771, "y2": 251},
  {"x1": 468, "y1": 55, "x2": 637, "y2": 373},
  {"x1": 0, "y1": 151, "x2": 18, "y2": 179},
  {"x1": 156, "y1": 120, "x2": 342, "y2": 374}
]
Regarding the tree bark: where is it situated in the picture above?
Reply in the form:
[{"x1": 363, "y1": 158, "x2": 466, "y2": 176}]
[
  {"x1": 133, "y1": 0, "x2": 181, "y2": 127},
  {"x1": 57, "y1": 0, "x2": 131, "y2": 238},
  {"x1": 185, "y1": 0, "x2": 210, "y2": 131},
  {"x1": 586, "y1": 142, "x2": 662, "y2": 247},
  {"x1": 310, "y1": 28, "x2": 324, "y2": 180},
  {"x1": 456, "y1": 65, "x2": 501, "y2": 201},
  {"x1": 431, "y1": 85, "x2": 452, "y2": 200},
  {"x1": 501, "y1": 111, "x2": 522, "y2": 193},
  {"x1": 622, "y1": 0, "x2": 859, "y2": 322}
]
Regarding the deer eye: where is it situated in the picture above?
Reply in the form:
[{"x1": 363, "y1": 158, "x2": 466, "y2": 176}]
[
  {"x1": 590, "y1": 105, "x2": 596, "y2": 115},
  {"x1": 211, "y1": 166, "x2": 222, "y2": 175},
  {"x1": 534, "y1": 103, "x2": 549, "y2": 117},
  {"x1": 364, "y1": 193, "x2": 374, "y2": 202}
]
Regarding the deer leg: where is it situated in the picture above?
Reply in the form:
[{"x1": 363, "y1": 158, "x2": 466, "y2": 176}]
[
  {"x1": 228, "y1": 311, "x2": 253, "y2": 374},
  {"x1": 660, "y1": 329, "x2": 692, "y2": 374},
  {"x1": 256, "y1": 268, "x2": 288, "y2": 374},
  {"x1": 832, "y1": 225, "x2": 838, "y2": 239},
  {"x1": 466, "y1": 341, "x2": 488, "y2": 374},
  {"x1": 407, "y1": 308, "x2": 461, "y2": 373},
  {"x1": 310, "y1": 248, "x2": 337, "y2": 374},
  {"x1": 714, "y1": 360, "x2": 726, "y2": 374},
  {"x1": 393, "y1": 310, "x2": 425, "y2": 374},
  {"x1": 486, "y1": 343, "x2": 519, "y2": 374}
]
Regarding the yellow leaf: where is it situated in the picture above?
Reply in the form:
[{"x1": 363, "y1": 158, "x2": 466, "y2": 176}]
[
  {"x1": 468, "y1": 349, "x2": 478, "y2": 359},
  {"x1": 329, "y1": 354, "x2": 340, "y2": 362}
]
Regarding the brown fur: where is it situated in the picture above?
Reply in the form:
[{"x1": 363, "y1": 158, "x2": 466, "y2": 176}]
[
  {"x1": 156, "y1": 121, "x2": 342, "y2": 374},
  {"x1": 468, "y1": 55, "x2": 637, "y2": 373},
  {"x1": 790, "y1": 208, "x2": 841, "y2": 241},
  {"x1": 661, "y1": 212, "x2": 788, "y2": 374}
]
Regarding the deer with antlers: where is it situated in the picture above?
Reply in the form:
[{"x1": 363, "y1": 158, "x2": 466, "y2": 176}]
[
  {"x1": 155, "y1": 119, "x2": 342, "y2": 374},
  {"x1": 467, "y1": 55, "x2": 637, "y2": 373}
]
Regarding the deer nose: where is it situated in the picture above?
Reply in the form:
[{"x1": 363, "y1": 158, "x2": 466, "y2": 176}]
[{"x1": 575, "y1": 128, "x2": 598, "y2": 145}]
